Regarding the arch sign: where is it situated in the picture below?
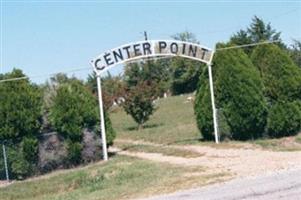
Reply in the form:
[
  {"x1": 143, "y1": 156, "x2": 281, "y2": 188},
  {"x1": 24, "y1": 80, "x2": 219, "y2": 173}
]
[
  {"x1": 91, "y1": 40, "x2": 213, "y2": 74},
  {"x1": 90, "y1": 40, "x2": 218, "y2": 161}
]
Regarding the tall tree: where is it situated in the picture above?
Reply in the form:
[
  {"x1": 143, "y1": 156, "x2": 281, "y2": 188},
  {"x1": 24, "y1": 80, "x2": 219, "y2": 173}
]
[
  {"x1": 171, "y1": 31, "x2": 199, "y2": 43},
  {"x1": 251, "y1": 44, "x2": 301, "y2": 102},
  {"x1": 124, "y1": 60, "x2": 171, "y2": 97},
  {"x1": 170, "y1": 31, "x2": 204, "y2": 95},
  {"x1": 251, "y1": 44, "x2": 301, "y2": 138},
  {"x1": 247, "y1": 16, "x2": 281, "y2": 42},
  {"x1": 230, "y1": 16, "x2": 285, "y2": 54},
  {"x1": 195, "y1": 44, "x2": 267, "y2": 140}
]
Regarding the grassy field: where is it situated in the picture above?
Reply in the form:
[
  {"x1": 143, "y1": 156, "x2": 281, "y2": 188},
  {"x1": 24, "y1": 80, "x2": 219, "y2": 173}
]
[
  {"x1": 111, "y1": 94, "x2": 301, "y2": 151},
  {"x1": 0, "y1": 155, "x2": 227, "y2": 200},
  {"x1": 111, "y1": 94, "x2": 200, "y2": 145}
]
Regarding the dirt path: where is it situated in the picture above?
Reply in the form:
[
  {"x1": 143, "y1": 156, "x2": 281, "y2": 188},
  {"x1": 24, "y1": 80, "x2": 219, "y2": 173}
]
[{"x1": 111, "y1": 139, "x2": 301, "y2": 178}]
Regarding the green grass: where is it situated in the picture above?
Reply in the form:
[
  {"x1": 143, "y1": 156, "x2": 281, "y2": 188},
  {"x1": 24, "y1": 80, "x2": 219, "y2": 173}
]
[
  {"x1": 115, "y1": 142, "x2": 203, "y2": 158},
  {"x1": 111, "y1": 94, "x2": 200, "y2": 145},
  {"x1": 0, "y1": 155, "x2": 227, "y2": 200},
  {"x1": 111, "y1": 94, "x2": 301, "y2": 151}
]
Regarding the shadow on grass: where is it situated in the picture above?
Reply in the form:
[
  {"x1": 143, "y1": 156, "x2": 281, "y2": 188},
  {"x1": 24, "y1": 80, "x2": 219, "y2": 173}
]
[
  {"x1": 125, "y1": 123, "x2": 164, "y2": 131},
  {"x1": 108, "y1": 151, "x2": 118, "y2": 158}
]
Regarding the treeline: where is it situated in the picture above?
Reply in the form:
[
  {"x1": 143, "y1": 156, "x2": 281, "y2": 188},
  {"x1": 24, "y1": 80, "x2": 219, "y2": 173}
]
[
  {"x1": 0, "y1": 72, "x2": 116, "y2": 179},
  {"x1": 195, "y1": 16, "x2": 301, "y2": 140}
]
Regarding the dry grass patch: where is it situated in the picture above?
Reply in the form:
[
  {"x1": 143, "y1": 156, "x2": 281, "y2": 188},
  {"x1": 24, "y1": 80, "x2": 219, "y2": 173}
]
[{"x1": 114, "y1": 142, "x2": 204, "y2": 158}]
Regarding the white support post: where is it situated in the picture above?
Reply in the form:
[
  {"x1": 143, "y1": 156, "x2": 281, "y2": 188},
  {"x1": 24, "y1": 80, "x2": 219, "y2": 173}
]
[
  {"x1": 2, "y1": 144, "x2": 9, "y2": 181},
  {"x1": 208, "y1": 64, "x2": 219, "y2": 144},
  {"x1": 96, "y1": 75, "x2": 108, "y2": 161}
]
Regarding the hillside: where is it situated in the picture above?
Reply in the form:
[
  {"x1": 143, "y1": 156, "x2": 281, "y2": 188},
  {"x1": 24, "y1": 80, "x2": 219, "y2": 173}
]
[{"x1": 111, "y1": 94, "x2": 200, "y2": 144}]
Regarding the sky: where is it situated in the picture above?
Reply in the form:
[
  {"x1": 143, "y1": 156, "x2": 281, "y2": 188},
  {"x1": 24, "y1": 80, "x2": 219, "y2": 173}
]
[{"x1": 1, "y1": 1, "x2": 301, "y2": 83}]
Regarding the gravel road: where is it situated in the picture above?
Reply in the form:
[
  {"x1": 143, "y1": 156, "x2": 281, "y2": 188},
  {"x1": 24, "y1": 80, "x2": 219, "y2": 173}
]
[{"x1": 141, "y1": 168, "x2": 301, "y2": 200}]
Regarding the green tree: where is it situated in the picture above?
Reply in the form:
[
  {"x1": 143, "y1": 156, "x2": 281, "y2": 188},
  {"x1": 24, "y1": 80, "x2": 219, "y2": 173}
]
[
  {"x1": 123, "y1": 81, "x2": 157, "y2": 130},
  {"x1": 170, "y1": 32, "x2": 204, "y2": 95},
  {"x1": 86, "y1": 72, "x2": 125, "y2": 109},
  {"x1": 251, "y1": 44, "x2": 301, "y2": 102},
  {"x1": 251, "y1": 44, "x2": 301, "y2": 137},
  {"x1": 170, "y1": 57, "x2": 204, "y2": 95},
  {"x1": 48, "y1": 76, "x2": 115, "y2": 164},
  {"x1": 124, "y1": 60, "x2": 171, "y2": 97},
  {"x1": 0, "y1": 69, "x2": 42, "y2": 140},
  {"x1": 194, "y1": 67, "x2": 214, "y2": 140},
  {"x1": 247, "y1": 16, "x2": 281, "y2": 43},
  {"x1": 171, "y1": 31, "x2": 199, "y2": 43},
  {"x1": 230, "y1": 16, "x2": 285, "y2": 54},
  {"x1": 0, "y1": 69, "x2": 42, "y2": 179},
  {"x1": 195, "y1": 45, "x2": 267, "y2": 140}
]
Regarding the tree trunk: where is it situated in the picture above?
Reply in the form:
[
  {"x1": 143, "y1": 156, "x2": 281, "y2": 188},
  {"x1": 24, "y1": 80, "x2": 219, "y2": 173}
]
[{"x1": 138, "y1": 124, "x2": 143, "y2": 130}]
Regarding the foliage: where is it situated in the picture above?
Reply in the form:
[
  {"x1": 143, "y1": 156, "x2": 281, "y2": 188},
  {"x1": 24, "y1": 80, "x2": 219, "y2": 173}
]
[
  {"x1": 0, "y1": 69, "x2": 43, "y2": 141},
  {"x1": 247, "y1": 16, "x2": 281, "y2": 43},
  {"x1": 195, "y1": 45, "x2": 268, "y2": 140},
  {"x1": 171, "y1": 31, "x2": 199, "y2": 43},
  {"x1": 251, "y1": 44, "x2": 301, "y2": 102},
  {"x1": 49, "y1": 79, "x2": 98, "y2": 140},
  {"x1": 124, "y1": 60, "x2": 171, "y2": 97},
  {"x1": 122, "y1": 81, "x2": 157, "y2": 129},
  {"x1": 0, "y1": 69, "x2": 42, "y2": 179},
  {"x1": 170, "y1": 32, "x2": 204, "y2": 95},
  {"x1": 104, "y1": 112, "x2": 116, "y2": 146},
  {"x1": 66, "y1": 141, "x2": 83, "y2": 165},
  {"x1": 288, "y1": 39, "x2": 301, "y2": 68},
  {"x1": 267, "y1": 101, "x2": 301, "y2": 138},
  {"x1": 194, "y1": 68, "x2": 214, "y2": 140},
  {"x1": 170, "y1": 57, "x2": 204, "y2": 95},
  {"x1": 21, "y1": 137, "x2": 39, "y2": 164},
  {"x1": 230, "y1": 16, "x2": 285, "y2": 54},
  {"x1": 48, "y1": 76, "x2": 116, "y2": 164},
  {"x1": 9, "y1": 149, "x2": 32, "y2": 180},
  {"x1": 86, "y1": 72, "x2": 125, "y2": 109}
]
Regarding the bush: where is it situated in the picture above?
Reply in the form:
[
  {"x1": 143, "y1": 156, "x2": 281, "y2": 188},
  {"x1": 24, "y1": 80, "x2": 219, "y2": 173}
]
[
  {"x1": 49, "y1": 77, "x2": 116, "y2": 164},
  {"x1": 10, "y1": 153, "x2": 31, "y2": 180},
  {"x1": 66, "y1": 141, "x2": 83, "y2": 165},
  {"x1": 104, "y1": 112, "x2": 116, "y2": 146},
  {"x1": 195, "y1": 45, "x2": 267, "y2": 140},
  {"x1": 267, "y1": 101, "x2": 301, "y2": 138},
  {"x1": 0, "y1": 69, "x2": 42, "y2": 140},
  {"x1": 21, "y1": 137, "x2": 39, "y2": 164},
  {"x1": 0, "y1": 69, "x2": 42, "y2": 179}
]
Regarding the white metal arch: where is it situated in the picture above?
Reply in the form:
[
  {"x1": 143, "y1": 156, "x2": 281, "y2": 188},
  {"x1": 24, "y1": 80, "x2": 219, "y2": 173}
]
[{"x1": 90, "y1": 40, "x2": 218, "y2": 161}]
